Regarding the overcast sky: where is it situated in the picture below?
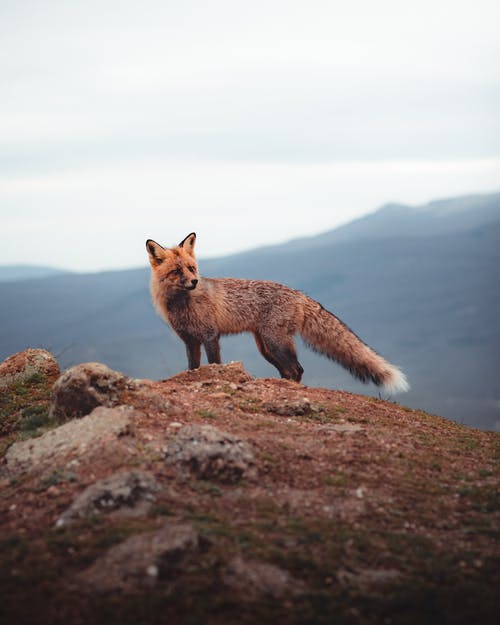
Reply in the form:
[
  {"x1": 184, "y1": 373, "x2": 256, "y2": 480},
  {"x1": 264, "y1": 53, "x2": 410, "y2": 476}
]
[{"x1": 1, "y1": 0, "x2": 499, "y2": 271}]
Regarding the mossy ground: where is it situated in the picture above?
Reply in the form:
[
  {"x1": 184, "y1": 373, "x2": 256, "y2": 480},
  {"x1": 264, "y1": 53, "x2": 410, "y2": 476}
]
[
  {"x1": 0, "y1": 372, "x2": 57, "y2": 456},
  {"x1": 0, "y1": 364, "x2": 498, "y2": 625}
]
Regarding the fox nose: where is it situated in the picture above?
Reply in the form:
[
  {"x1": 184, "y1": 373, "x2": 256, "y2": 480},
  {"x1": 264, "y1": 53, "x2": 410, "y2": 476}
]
[{"x1": 191, "y1": 279, "x2": 198, "y2": 287}]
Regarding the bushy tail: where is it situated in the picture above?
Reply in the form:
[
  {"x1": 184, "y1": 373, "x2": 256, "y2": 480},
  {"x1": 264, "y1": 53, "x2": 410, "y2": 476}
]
[{"x1": 300, "y1": 300, "x2": 409, "y2": 394}]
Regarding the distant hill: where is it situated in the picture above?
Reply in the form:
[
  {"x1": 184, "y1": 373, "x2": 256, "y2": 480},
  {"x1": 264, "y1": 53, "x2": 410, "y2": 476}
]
[
  {"x1": 0, "y1": 265, "x2": 69, "y2": 282},
  {"x1": 240, "y1": 192, "x2": 500, "y2": 252},
  {"x1": 0, "y1": 192, "x2": 499, "y2": 430}
]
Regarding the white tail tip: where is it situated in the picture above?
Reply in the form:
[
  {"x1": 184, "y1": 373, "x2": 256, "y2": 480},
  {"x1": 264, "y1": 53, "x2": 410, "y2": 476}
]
[{"x1": 383, "y1": 367, "x2": 410, "y2": 394}]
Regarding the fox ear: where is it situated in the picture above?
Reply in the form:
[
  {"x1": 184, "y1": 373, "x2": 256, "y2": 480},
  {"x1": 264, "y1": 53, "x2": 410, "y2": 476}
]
[
  {"x1": 179, "y1": 232, "x2": 196, "y2": 253},
  {"x1": 146, "y1": 239, "x2": 165, "y2": 265}
]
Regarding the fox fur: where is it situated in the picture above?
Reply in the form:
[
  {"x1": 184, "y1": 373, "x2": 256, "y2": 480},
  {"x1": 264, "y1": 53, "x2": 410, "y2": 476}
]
[{"x1": 146, "y1": 233, "x2": 409, "y2": 393}]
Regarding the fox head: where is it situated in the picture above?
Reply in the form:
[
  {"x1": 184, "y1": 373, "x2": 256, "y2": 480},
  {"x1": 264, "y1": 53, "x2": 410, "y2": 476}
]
[{"x1": 146, "y1": 233, "x2": 199, "y2": 291}]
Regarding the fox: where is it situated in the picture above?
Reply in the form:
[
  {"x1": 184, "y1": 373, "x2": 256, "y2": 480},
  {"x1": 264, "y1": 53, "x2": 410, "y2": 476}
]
[{"x1": 146, "y1": 233, "x2": 409, "y2": 394}]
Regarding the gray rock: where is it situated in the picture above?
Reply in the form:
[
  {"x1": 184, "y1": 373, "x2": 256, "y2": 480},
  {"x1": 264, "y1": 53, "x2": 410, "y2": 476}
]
[
  {"x1": 222, "y1": 557, "x2": 304, "y2": 598},
  {"x1": 49, "y1": 362, "x2": 138, "y2": 421},
  {"x1": 0, "y1": 348, "x2": 60, "y2": 389},
  {"x1": 5, "y1": 405, "x2": 134, "y2": 471},
  {"x1": 321, "y1": 424, "x2": 364, "y2": 434},
  {"x1": 164, "y1": 424, "x2": 256, "y2": 483},
  {"x1": 337, "y1": 568, "x2": 401, "y2": 588},
  {"x1": 79, "y1": 523, "x2": 200, "y2": 592},
  {"x1": 56, "y1": 470, "x2": 159, "y2": 527},
  {"x1": 263, "y1": 398, "x2": 319, "y2": 416}
]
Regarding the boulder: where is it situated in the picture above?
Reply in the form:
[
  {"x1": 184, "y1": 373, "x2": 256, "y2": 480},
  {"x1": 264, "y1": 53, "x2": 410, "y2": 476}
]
[
  {"x1": 337, "y1": 568, "x2": 401, "y2": 588},
  {"x1": 222, "y1": 557, "x2": 304, "y2": 598},
  {"x1": 79, "y1": 523, "x2": 201, "y2": 592},
  {"x1": 263, "y1": 397, "x2": 319, "y2": 416},
  {"x1": 164, "y1": 424, "x2": 256, "y2": 483},
  {"x1": 0, "y1": 349, "x2": 60, "y2": 389},
  {"x1": 49, "y1": 362, "x2": 137, "y2": 421},
  {"x1": 5, "y1": 405, "x2": 135, "y2": 471},
  {"x1": 56, "y1": 470, "x2": 159, "y2": 527}
]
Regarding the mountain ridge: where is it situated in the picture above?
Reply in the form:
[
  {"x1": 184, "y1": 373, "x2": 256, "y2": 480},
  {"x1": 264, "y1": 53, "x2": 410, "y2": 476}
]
[
  {"x1": 0, "y1": 265, "x2": 70, "y2": 283},
  {"x1": 215, "y1": 191, "x2": 500, "y2": 259},
  {"x1": 1, "y1": 192, "x2": 499, "y2": 430}
]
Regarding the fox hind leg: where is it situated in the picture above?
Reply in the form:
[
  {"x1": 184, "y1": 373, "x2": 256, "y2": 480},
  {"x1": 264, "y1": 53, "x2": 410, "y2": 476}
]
[
  {"x1": 254, "y1": 332, "x2": 282, "y2": 371},
  {"x1": 254, "y1": 332, "x2": 303, "y2": 382}
]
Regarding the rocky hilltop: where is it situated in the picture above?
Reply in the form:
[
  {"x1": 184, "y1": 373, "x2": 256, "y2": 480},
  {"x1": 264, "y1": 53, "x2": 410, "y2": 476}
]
[{"x1": 0, "y1": 349, "x2": 498, "y2": 625}]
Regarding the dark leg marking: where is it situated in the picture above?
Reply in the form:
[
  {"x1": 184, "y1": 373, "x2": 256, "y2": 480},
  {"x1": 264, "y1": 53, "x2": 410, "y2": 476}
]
[
  {"x1": 254, "y1": 332, "x2": 282, "y2": 371},
  {"x1": 181, "y1": 335, "x2": 201, "y2": 369},
  {"x1": 257, "y1": 334, "x2": 303, "y2": 382},
  {"x1": 204, "y1": 338, "x2": 222, "y2": 364}
]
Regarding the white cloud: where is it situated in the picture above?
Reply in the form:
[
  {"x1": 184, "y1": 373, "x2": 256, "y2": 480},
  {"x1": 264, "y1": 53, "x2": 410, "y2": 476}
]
[
  {"x1": 0, "y1": 1, "x2": 499, "y2": 270},
  {"x1": 1, "y1": 158, "x2": 499, "y2": 271}
]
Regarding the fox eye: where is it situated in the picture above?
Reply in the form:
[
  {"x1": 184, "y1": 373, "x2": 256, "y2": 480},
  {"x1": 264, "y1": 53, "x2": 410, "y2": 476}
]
[
  {"x1": 188, "y1": 266, "x2": 196, "y2": 273},
  {"x1": 169, "y1": 268, "x2": 182, "y2": 277}
]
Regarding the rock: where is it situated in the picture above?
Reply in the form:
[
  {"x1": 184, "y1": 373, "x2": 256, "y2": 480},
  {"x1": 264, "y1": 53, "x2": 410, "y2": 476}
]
[
  {"x1": 0, "y1": 349, "x2": 60, "y2": 389},
  {"x1": 56, "y1": 470, "x2": 159, "y2": 527},
  {"x1": 168, "y1": 362, "x2": 253, "y2": 386},
  {"x1": 322, "y1": 424, "x2": 363, "y2": 434},
  {"x1": 79, "y1": 523, "x2": 200, "y2": 592},
  {"x1": 322, "y1": 495, "x2": 367, "y2": 521},
  {"x1": 49, "y1": 362, "x2": 138, "y2": 421},
  {"x1": 337, "y1": 568, "x2": 401, "y2": 588},
  {"x1": 5, "y1": 406, "x2": 135, "y2": 471},
  {"x1": 164, "y1": 424, "x2": 256, "y2": 483},
  {"x1": 222, "y1": 557, "x2": 304, "y2": 598},
  {"x1": 263, "y1": 398, "x2": 319, "y2": 416}
]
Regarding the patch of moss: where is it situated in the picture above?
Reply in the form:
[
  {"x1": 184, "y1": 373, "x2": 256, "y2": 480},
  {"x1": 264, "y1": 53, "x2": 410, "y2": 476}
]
[
  {"x1": 261, "y1": 451, "x2": 277, "y2": 464},
  {"x1": 46, "y1": 517, "x2": 157, "y2": 566},
  {"x1": 221, "y1": 384, "x2": 238, "y2": 396},
  {"x1": 345, "y1": 414, "x2": 369, "y2": 424},
  {"x1": 238, "y1": 397, "x2": 263, "y2": 413},
  {"x1": 197, "y1": 409, "x2": 218, "y2": 419},
  {"x1": 0, "y1": 371, "x2": 54, "y2": 442},
  {"x1": 253, "y1": 419, "x2": 277, "y2": 429},
  {"x1": 322, "y1": 472, "x2": 349, "y2": 489},
  {"x1": 20, "y1": 404, "x2": 50, "y2": 431},
  {"x1": 147, "y1": 503, "x2": 173, "y2": 518},
  {"x1": 25, "y1": 372, "x2": 47, "y2": 385},
  {"x1": 35, "y1": 468, "x2": 78, "y2": 491},
  {"x1": 302, "y1": 412, "x2": 331, "y2": 425},
  {"x1": 464, "y1": 484, "x2": 499, "y2": 513},
  {"x1": 191, "y1": 480, "x2": 222, "y2": 496}
]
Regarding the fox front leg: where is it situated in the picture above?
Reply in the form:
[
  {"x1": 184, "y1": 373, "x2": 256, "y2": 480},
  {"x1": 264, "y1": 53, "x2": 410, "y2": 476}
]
[
  {"x1": 204, "y1": 337, "x2": 221, "y2": 364},
  {"x1": 180, "y1": 333, "x2": 201, "y2": 369}
]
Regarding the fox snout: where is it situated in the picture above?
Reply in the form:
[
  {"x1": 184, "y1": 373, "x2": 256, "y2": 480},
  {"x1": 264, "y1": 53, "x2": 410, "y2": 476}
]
[
  {"x1": 177, "y1": 272, "x2": 198, "y2": 290},
  {"x1": 163, "y1": 273, "x2": 198, "y2": 290}
]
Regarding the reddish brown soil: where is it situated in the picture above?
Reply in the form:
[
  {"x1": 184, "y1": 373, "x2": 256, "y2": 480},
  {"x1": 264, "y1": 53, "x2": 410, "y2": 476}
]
[{"x1": 0, "y1": 362, "x2": 498, "y2": 625}]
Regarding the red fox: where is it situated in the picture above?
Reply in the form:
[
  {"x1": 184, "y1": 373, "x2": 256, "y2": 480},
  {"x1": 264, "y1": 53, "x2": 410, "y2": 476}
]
[{"x1": 146, "y1": 233, "x2": 409, "y2": 393}]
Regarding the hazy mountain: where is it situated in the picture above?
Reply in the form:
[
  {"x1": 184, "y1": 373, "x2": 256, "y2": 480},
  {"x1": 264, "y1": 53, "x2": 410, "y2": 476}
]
[
  {"x1": 0, "y1": 265, "x2": 70, "y2": 282},
  {"x1": 1, "y1": 192, "x2": 499, "y2": 430},
  {"x1": 238, "y1": 192, "x2": 500, "y2": 253}
]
